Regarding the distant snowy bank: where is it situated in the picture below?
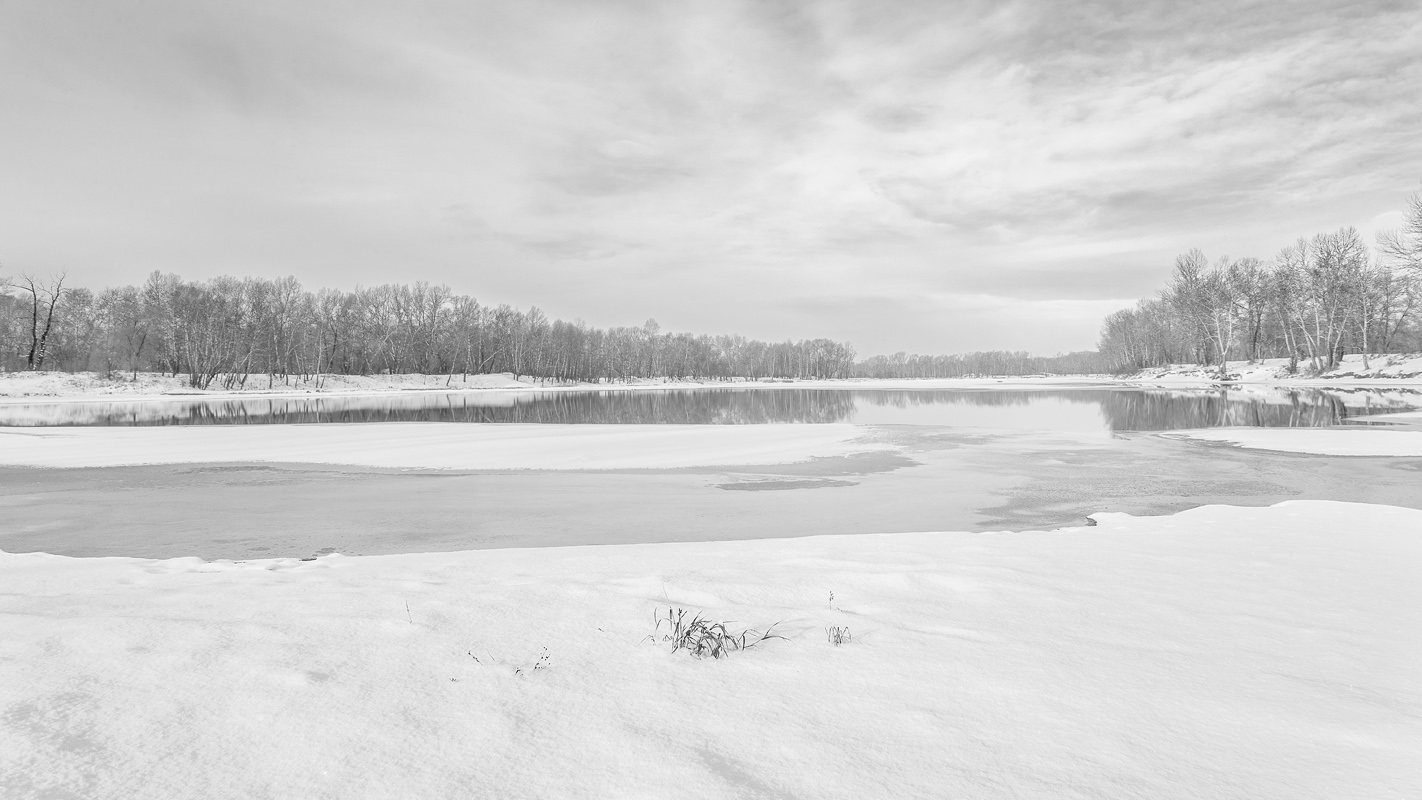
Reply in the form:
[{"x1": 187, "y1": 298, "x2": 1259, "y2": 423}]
[
  {"x1": 1126, "y1": 353, "x2": 1422, "y2": 384},
  {"x1": 0, "y1": 370, "x2": 1121, "y2": 403},
  {"x1": 3, "y1": 500, "x2": 1418, "y2": 799},
  {"x1": 0, "y1": 370, "x2": 543, "y2": 402},
  {"x1": 2, "y1": 357, "x2": 1421, "y2": 405}
]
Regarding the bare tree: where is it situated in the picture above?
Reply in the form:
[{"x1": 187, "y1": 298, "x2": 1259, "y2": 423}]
[
  {"x1": 1310, "y1": 227, "x2": 1369, "y2": 370},
  {"x1": 1200, "y1": 260, "x2": 1240, "y2": 378},
  {"x1": 1166, "y1": 249, "x2": 1213, "y2": 366},
  {"x1": 1373, "y1": 189, "x2": 1422, "y2": 361},
  {"x1": 17, "y1": 272, "x2": 66, "y2": 370},
  {"x1": 1228, "y1": 257, "x2": 1270, "y2": 362},
  {"x1": 1377, "y1": 189, "x2": 1422, "y2": 276},
  {"x1": 96, "y1": 286, "x2": 150, "y2": 379},
  {"x1": 1093, "y1": 188, "x2": 1422, "y2": 375}
]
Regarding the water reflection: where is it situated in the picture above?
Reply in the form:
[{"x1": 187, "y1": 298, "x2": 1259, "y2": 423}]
[
  {"x1": 852, "y1": 388, "x2": 1421, "y2": 430},
  {"x1": 1, "y1": 387, "x2": 1418, "y2": 430}
]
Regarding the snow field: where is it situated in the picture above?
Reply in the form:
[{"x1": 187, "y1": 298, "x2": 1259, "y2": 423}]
[
  {"x1": 0, "y1": 371, "x2": 540, "y2": 401},
  {"x1": 0, "y1": 371, "x2": 1108, "y2": 403},
  {"x1": 3, "y1": 501, "x2": 1418, "y2": 799},
  {"x1": 0, "y1": 423, "x2": 885, "y2": 470},
  {"x1": 1165, "y1": 427, "x2": 1422, "y2": 456},
  {"x1": 1128, "y1": 353, "x2": 1422, "y2": 384},
  {"x1": 3, "y1": 357, "x2": 1421, "y2": 409}
]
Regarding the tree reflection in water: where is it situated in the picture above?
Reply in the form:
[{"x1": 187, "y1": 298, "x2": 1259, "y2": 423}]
[
  {"x1": 855, "y1": 388, "x2": 1420, "y2": 430},
  {"x1": 1, "y1": 387, "x2": 1418, "y2": 430}
]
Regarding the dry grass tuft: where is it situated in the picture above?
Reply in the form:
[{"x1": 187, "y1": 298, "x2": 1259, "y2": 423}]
[{"x1": 649, "y1": 607, "x2": 784, "y2": 659}]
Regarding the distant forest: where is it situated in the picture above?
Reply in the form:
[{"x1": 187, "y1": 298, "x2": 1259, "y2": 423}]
[
  {"x1": 0, "y1": 273, "x2": 863, "y2": 386},
  {"x1": 4, "y1": 191, "x2": 1417, "y2": 384},
  {"x1": 1098, "y1": 190, "x2": 1422, "y2": 374},
  {"x1": 0, "y1": 269, "x2": 1104, "y2": 385}
]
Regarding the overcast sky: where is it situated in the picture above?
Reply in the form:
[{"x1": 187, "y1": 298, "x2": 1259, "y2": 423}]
[{"x1": 2, "y1": 1, "x2": 1419, "y2": 355}]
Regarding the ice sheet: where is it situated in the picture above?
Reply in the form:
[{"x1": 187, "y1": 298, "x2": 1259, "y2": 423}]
[{"x1": 0, "y1": 422, "x2": 883, "y2": 470}]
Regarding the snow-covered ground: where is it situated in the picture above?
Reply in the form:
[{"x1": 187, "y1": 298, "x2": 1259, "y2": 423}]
[
  {"x1": 0, "y1": 370, "x2": 1113, "y2": 404},
  {"x1": 1355, "y1": 409, "x2": 1422, "y2": 422},
  {"x1": 5, "y1": 369, "x2": 1420, "y2": 798},
  {"x1": 0, "y1": 423, "x2": 883, "y2": 470},
  {"x1": 0, "y1": 370, "x2": 541, "y2": 402},
  {"x1": 1160, "y1": 403, "x2": 1422, "y2": 457},
  {"x1": 1128, "y1": 353, "x2": 1422, "y2": 385},
  {"x1": 1164, "y1": 427, "x2": 1422, "y2": 457},
  {"x1": 3, "y1": 500, "x2": 1417, "y2": 799},
  {"x1": 0, "y1": 370, "x2": 1128, "y2": 406},
  {"x1": 2, "y1": 357, "x2": 1419, "y2": 406}
]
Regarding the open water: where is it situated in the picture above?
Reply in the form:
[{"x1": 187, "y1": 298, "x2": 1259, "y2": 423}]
[{"x1": 1, "y1": 385, "x2": 1419, "y2": 430}]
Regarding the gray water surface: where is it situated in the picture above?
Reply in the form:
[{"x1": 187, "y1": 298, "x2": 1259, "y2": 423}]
[
  {"x1": 3, "y1": 386, "x2": 1419, "y2": 430},
  {"x1": 5, "y1": 385, "x2": 1421, "y2": 560}
]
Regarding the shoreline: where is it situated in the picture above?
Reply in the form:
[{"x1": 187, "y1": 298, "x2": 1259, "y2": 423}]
[{"x1": 2, "y1": 363, "x2": 1421, "y2": 406}]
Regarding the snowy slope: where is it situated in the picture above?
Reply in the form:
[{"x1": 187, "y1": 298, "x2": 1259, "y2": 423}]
[
  {"x1": 3, "y1": 501, "x2": 1418, "y2": 799},
  {"x1": 1129, "y1": 354, "x2": 1422, "y2": 384}
]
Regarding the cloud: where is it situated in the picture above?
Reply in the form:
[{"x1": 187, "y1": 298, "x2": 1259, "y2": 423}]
[{"x1": 1, "y1": 0, "x2": 1418, "y2": 354}]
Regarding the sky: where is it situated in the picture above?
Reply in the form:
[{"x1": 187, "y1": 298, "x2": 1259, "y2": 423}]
[{"x1": 2, "y1": 0, "x2": 1419, "y2": 356}]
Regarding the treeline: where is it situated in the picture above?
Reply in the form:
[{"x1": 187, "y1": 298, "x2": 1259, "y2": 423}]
[
  {"x1": 19, "y1": 190, "x2": 1414, "y2": 386},
  {"x1": 0, "y1": 272, "x2": 1118, "y2": 386},
  {"x1": 0, "y1": 274, "x2": 859, "y2": 385},
  {"x1": 852, "y1": 350, "x2": 1106, "y2": 378},
  {"x1": 1098, "y1": 190, "x2": 1422, "y2": 374}
]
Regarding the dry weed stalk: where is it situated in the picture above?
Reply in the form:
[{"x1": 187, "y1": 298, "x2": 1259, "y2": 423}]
[{"x1": 648, "y1": 607, "x2": 784, "y2": 659}]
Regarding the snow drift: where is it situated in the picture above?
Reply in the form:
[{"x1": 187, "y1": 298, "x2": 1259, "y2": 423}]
[{"x1": 3, "y1": 501, "x2": 1418, "y2": 799}]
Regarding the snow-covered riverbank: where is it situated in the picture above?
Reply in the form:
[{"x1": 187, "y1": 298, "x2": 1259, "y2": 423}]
[
  {"x1": 2, "y1": 357, "x2": 1420, "y2": 406},
  {"x1": 0, "y1": 370, "x2": 1126, "y2": 404},
  {"x1": 0, "y1": 371, "x2": 543, "y2": 402},
  {"x1": 0, "y1": 371, "x2": 1064, "y2": 405},
  {"x1": 1126, "y1": 353, "x2": 1422, "y2": 385},
  {"x1": 3, "y1": 500, "x2": 1417, "y2": 799}
]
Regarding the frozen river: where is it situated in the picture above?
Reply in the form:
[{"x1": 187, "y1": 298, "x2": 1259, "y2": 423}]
[
  {"x1": 2, "y1": 385, "x2": 1420, "y2": 560},
  {"x1": 2, "y1": 385, "x2": 1420, "y2": 429}
]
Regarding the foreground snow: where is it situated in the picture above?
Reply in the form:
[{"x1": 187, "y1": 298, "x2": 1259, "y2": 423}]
[
  {"x1": 0, "y1": 423, "x2": 882, "y2": 470},
  {"x1": 3, "y1": 501, "x2": 1418, "y2": 799}
]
